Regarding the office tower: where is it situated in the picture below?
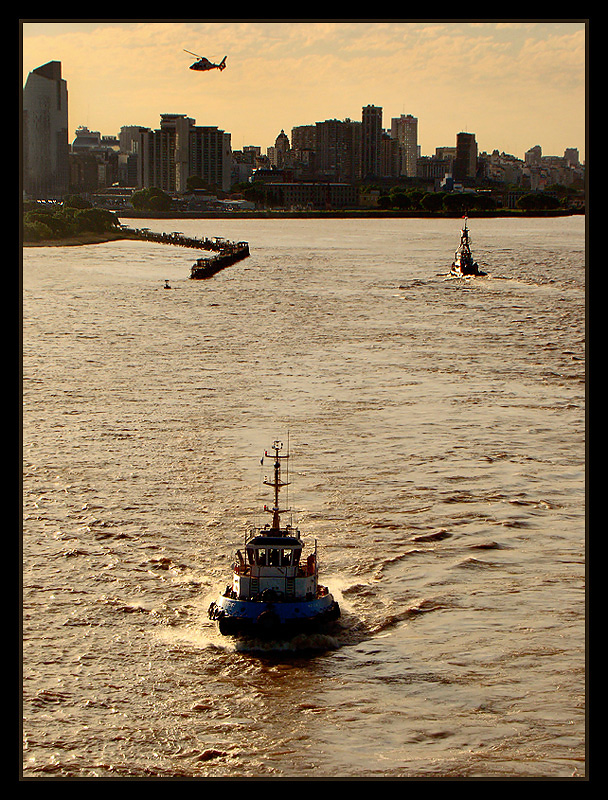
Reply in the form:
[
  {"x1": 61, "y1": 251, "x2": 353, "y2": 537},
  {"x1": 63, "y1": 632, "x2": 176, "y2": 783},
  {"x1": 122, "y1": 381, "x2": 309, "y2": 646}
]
[
  {"x1": 22, "y1": 61, "x2": 69, "y2": 198},
  {"x1": 391, "y1": 114, "x2": 418, "y2": 177},
  {"x1": 453, "y1": 132, "x2": 478, "y2": 182},
  {"x1": 140, "y1": 114, "x2": 232, "y2": 192},
  {"x1": 361, "y1": 105, "x2": 382, "y2": 179}
]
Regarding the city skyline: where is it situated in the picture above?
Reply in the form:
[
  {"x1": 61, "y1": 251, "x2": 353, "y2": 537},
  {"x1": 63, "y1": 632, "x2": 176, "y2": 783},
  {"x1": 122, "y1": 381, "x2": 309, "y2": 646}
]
[{"x1": 21, "y1": 20, "x2": 586, "y2": 161}]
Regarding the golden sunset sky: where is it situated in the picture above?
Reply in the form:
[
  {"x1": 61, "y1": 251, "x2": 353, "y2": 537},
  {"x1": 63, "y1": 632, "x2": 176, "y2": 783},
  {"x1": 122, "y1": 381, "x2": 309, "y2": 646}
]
[{"x1": 21, "y1": 19, "x2": 586, "y2": 161}]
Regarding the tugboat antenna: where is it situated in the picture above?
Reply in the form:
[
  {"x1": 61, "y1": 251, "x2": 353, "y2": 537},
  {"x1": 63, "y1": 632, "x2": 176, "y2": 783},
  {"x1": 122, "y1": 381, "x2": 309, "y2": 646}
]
[{"x1": 263, "y1": 440, "x2": 290, "y2": 531}]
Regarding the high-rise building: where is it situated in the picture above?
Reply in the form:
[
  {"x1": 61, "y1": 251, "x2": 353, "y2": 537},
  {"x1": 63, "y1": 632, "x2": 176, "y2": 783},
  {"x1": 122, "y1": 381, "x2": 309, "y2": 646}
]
[
  {"x1": 453, "y1": 132, "x2": 478, "y2": 182},
  {"x1": 291, "y1": 125, "x2": 316, "y2": 153},
  {"x1": 391, "y1": 114, "x2": 418, "y2": 177},
  {"x1": 22, "y1": 61, "x2": 69, "y2": 198},
  {"x1": 314, "y1": 118, "x2": 361, "y2": 182},
  {"x1": 139, "y1": 114, "x2": 231, "y2": 192},
  {"x1": 120, "y1": 126, "x2": 150, "y2": 154},
  {"x1": 380, "y1": 132, "x2": 401, "y2": 178},
  {"x1": 361, "y1": 105, "x2": 382, "y2": 179},
  {"x1": 524, "y1": 145, "x2": 542, "y2": 166}
]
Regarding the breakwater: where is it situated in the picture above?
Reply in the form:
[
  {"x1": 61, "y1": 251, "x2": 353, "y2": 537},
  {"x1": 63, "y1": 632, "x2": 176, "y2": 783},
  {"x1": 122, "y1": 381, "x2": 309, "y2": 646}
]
[{"x1": 122, "y1": 226, "x2": 250, "y2": 278}]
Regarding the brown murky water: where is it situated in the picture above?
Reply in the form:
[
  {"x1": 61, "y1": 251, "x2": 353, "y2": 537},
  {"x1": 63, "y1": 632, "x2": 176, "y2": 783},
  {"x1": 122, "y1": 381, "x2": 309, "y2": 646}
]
[{"x1": 22, "y1": 216, "x2": 585, "y2": 778}]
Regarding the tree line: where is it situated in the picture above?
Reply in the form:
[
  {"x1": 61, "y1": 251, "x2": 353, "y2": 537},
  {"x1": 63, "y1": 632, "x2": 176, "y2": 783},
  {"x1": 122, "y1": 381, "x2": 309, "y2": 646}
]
[
  {"x1": 23, "y1": 196, "x2": 120, "y2": 242},
  {"x1": 376, "y1": 187, "x2": 562, "y2": 212}
]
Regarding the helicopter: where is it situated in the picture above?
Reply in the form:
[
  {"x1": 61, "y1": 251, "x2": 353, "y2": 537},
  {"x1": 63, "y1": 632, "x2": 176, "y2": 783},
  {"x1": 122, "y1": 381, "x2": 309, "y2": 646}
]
[{"x1": 184, "y1": 50, "x2": 227, "y2": 72}]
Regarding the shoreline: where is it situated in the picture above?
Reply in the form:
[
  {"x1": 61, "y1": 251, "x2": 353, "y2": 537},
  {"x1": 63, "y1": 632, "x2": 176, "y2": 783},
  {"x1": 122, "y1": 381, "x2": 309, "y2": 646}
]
[
  {"x1": 23, "y1": 231, "x2": 134, "y2": 248},
  {"x1": 117, "y1": 208, "x2": 583, "y2": 220},
  {"x1": 23, "y1": 208, "x2": 583, "y2": 248}
]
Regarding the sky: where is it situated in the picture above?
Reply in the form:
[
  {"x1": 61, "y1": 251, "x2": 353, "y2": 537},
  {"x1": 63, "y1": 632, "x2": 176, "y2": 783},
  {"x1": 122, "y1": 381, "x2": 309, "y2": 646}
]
[{"x1": 21, "y1": 19, "x2": 587, "y2": 161}]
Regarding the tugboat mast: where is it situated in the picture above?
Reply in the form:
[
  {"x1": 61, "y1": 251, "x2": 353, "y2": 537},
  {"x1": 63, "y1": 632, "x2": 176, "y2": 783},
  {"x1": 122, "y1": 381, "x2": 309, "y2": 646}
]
[{"x1": 263, "y1": 440, "x2": 290, "y2": 532}]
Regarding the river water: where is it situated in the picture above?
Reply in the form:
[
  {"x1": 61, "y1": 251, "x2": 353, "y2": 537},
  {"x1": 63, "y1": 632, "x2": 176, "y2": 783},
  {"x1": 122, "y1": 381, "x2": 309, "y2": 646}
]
[{"x1": 22, "y1": 215, "x2": 585, "y2": 779}]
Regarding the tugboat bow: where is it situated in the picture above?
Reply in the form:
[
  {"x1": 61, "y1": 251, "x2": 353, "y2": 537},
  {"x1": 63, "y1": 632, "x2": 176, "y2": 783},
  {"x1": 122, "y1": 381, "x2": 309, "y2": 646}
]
[{"x1": 450, "y1": 216, "x2": 487, "y2": 277}]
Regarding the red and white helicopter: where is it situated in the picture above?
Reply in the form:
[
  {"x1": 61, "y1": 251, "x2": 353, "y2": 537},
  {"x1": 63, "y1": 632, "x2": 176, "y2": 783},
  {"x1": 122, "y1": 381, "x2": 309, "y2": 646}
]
[{"x1": 184, "y1": 50, "x2": 227, "y2": 72}]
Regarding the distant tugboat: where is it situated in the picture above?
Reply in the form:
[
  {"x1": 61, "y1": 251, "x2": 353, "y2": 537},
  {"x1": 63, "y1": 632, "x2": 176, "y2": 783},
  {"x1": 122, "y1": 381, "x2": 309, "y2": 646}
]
[
  {"x1": 208, "y1": 440, "x2": 341, "y2": 637},
  {"x1": 450, "y1": 217, "x2": 487, "y2": 276}
]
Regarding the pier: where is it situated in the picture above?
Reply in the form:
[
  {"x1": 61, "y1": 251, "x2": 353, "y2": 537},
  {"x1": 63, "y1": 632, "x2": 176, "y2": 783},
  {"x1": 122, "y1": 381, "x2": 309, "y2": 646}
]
[{"x1": 121, "y1": 226, "x2": 250, "y2": 278}]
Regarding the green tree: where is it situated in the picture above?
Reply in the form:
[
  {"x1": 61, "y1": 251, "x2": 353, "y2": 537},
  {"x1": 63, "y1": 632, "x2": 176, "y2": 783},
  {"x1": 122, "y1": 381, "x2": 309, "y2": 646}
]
[
  {"x1": 516, "y1": 193, "x2": 560, "y2": 210},
  {"x1": 406, "y1": 189, "x2": 425, "y2": 209},
  {"x1": 471, "y1": 194, "x2": 496, "y2": 210},
  {"x1": 443, "y1": 193, "x2": 472, "y2": 213},
  {"x1": 64, "y1": 195, "x2": 92, "y2": 209},
  {"x1": 131, "y1": 187, "x2": 172, "y2": 212},
  {"x1": 73, "y1": 208, "x2": 118, "y2": 233},
  {"x1": 392, "y1": 193, "x2": 411, "y2": 210},
  {"x1": 421, "y1": 192, "x2": 445, "y2": 212},
  {"x1": 23, "y1": 220, "x2": 53, "y2": 241},
  {"x1": 24, "y1": 210, "x2": 71, "y2": 238}
]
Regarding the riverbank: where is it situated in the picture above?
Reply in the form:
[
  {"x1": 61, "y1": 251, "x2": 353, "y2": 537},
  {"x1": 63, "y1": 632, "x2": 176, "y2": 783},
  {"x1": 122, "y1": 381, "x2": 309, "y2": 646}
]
[
  {"x1": 118, "y1": 207, "x2": 583, "y2": 220},
  {"x1": 22, "y1": 207, "x2": 583, "y2": 248},
  {"x1": 23, "y1": 231, "x2": 132, "y2": 247}
]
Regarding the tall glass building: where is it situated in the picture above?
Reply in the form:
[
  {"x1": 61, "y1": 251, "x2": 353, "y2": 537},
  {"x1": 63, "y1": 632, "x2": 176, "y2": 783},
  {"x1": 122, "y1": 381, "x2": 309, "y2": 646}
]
[{"x1": 22, "y1": 61, "x2": 69, "y2": 198}]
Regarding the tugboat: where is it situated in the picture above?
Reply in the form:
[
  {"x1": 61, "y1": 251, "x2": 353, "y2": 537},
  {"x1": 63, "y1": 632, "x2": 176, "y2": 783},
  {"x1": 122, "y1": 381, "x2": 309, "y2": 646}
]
[
  {"x1": 450, "y1": 217, "x2": 487, "y2": 276},
  {"x1": 208, "y1": 440, "x2": 341, "y2": 637}
]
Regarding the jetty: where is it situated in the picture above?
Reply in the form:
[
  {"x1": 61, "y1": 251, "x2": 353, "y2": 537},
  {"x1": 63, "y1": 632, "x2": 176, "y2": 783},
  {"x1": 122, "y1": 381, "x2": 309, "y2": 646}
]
[
  {"x1": 189, "y1": 239, "x2": 250, "y2": 279},
  {"x1": 121, "y1": 226, "x2": 250, "y2": 278}
]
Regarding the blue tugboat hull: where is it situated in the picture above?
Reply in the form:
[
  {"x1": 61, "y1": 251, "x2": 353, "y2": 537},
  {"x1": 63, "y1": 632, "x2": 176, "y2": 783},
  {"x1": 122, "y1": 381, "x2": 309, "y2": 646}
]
[{"x1": 209, "y1": 593, "x2": 340, "y2": 637}]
